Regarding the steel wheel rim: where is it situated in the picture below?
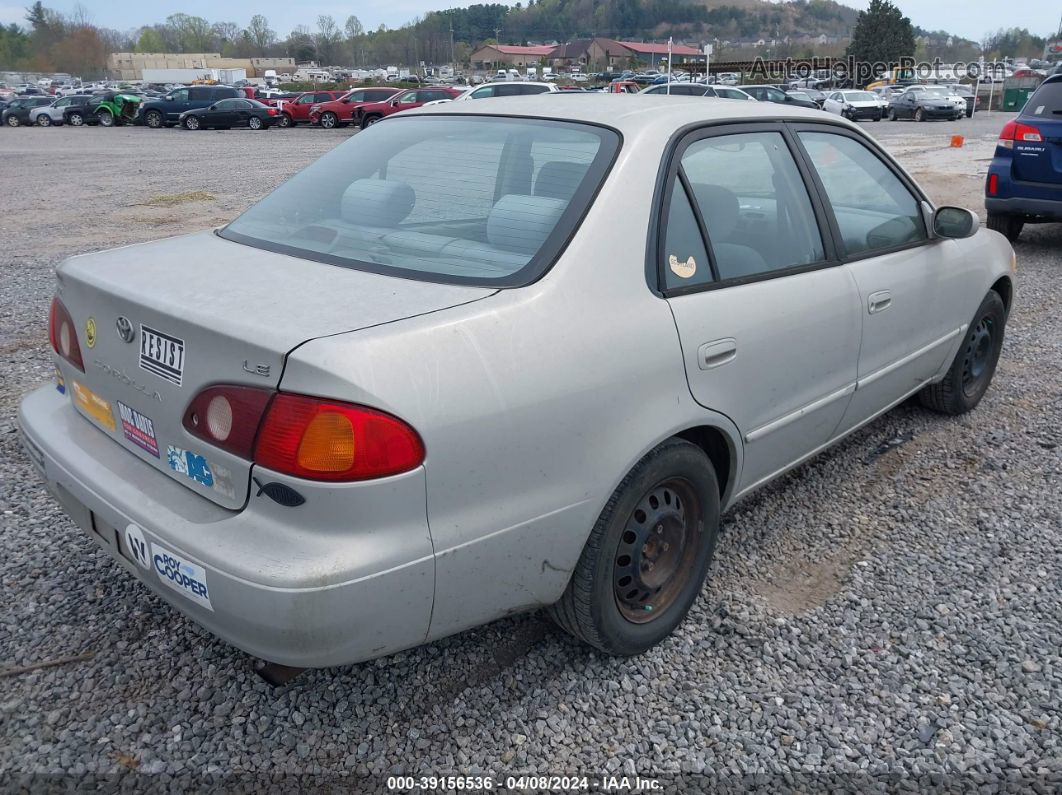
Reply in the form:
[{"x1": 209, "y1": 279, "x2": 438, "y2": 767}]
[
  {"x1": 613, "y1": 478, "x2": 701, "y2": 624},
  {"x1": 962, "y1": 316, "x2": 994, "y2": 394}
]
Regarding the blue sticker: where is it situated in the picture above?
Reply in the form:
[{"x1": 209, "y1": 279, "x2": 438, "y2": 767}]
[
  {"x1": 166, "y1": 445, "x2": 214, "y2": 487},
  {"x1": 54, "y1": 366, "x2": 65, "y2": 394}
]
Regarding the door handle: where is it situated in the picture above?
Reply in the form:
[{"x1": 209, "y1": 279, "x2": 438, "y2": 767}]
[
  {"x1": 868, "y1": 290, "x2": 892, "y2": 314},
  {"x1": 698, "y1": 338, "x2": 737, "y2": 370}
]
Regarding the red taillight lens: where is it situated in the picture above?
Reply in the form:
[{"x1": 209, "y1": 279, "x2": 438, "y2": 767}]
[
  {"x1": 182, "y1": 385, "x2": 273, "y2": 459},
  {"x1": 49, "y1": 296, "x2": 84, "y2": 372},
  {"x1": 267, "y1": 108, "x2": 277, "y2": 115},
  {"x1": 255, "y1": 394, "x2": 425, "y2": 482},
  {"x1": 987, "y1": 173, "x2": 999, "y2": 196},
  {"x1": 999, "y1": 120, "x2": 1042, "y2": 149}
]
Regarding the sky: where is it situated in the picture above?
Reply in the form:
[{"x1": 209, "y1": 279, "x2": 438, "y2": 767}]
[{"x1": 0, "y1": 0, "x2": 1059, "y2": 44}]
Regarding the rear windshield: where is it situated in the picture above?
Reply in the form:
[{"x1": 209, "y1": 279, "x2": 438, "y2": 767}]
[
  {"x1": 1024, "y1": 81, "x2": 1062, "y2": 116},
  {"x1": 221, "y1": 115, "x2": 618, "y2": 287}
]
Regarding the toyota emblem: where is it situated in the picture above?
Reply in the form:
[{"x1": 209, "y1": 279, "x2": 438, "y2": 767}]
[{"x1": 115, "y1": 316, "x2": 135, "y2": 344}]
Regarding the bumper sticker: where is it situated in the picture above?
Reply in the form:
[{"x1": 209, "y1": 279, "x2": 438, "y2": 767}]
[
  {"x1": 166, "y1": 445, "x2": 214, "y2": 487},
  {"x1": 151, "y1": 543, "x2": 213, "y2": 611},
  {"x1": 54, "y1": 366, "x2": 65, "y2": 394},
  {"x1": 117, "y1": 401, "x2": 160, "y2": 458},
  {"x1": 71, "y1": 381, "x2": 116, "y2": 432},
  {"x1": 124, "y1": 523, "x2": 151, "y2": 570}
]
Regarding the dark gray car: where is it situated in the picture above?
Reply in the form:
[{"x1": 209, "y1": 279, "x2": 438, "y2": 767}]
[{"x1": 887, "y1": 86, "x2": 966, "y2": 121}]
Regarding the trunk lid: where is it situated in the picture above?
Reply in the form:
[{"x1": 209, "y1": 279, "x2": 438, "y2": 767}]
[
  {"x1": 1013, "y1": 79, "x2": 1062, "y2": 186},
  {"x1": 55, "y1": 230, "x2": 494, "y2": 508}
]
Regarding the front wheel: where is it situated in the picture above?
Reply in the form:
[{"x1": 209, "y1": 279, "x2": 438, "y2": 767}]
[
  {"x1": 144, "y1": 110, "x2": 164, "y2": 128},
  {"x1": 919, "y1": 291, "x2": 1006, "y2": 415},
  {"x1": 183, "y1": 115, "x2": 200, "y2": 130},
  {"x1": 548, "y1": 438, "x2": 720, "y2": 656},
  {"x1": 248, "y1": 116, "x2": 263, "y2": 130},
  {"x1": 36, "y1": 114, "x2": 51, "y2": 126},
  {"x1": 914, "y1": 107, "x2": 926, "y2": 122},
  {"x1": 275, "y1": 113, "x2": 292, "y2": 128},
  {"x1": 986, "y1": 212, "x2": 1023, "y2": 242},
  {"x1": 320, "y1": 112, "x2": 338, "y2": 129},
  {"x1": 6, "y1": 115, "x2": 20, "y2": 127},
  {"x1": 361, "y1": 114, "x2": 382, "y2": 127},
  {"x1": 96, "y1": 110, "x2": 114, "y2": 127},
  {"x1": 888, "y1": 108, "x2": 897, "y2": 121}
]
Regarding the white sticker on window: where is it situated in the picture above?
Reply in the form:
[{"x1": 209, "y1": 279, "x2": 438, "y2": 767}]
[
  {"x1": 669, "y1": 254, "x2": 697, "y2": 279},
  {"x1": 1034, "y1": 105, "x2": 1045, "y2": 115}
]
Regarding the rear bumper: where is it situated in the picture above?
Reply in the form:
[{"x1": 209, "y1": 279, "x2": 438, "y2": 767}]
[
  {"x1": 986, "y1": 195, "x2": 1062, "y2": 221},
  {"x1": 18, "y1": 384, "x2": 435, "y2": 668}
]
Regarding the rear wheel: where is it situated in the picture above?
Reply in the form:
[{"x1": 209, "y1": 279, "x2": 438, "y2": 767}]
[
  {"x1": 67, "y1": 111, "x2": 84, "y2": 126},
  {"x1": 96, "y1": 110, "x2": 114, "y2": 127},
  {"x1": 986, "y1": 212, "x2": 1023, "y2": 242},
  {"x1": 248, "y1": 116, "x2": 263, "y2": 130},
  {"x1": 144, "y1": 110, "x2": 163, "y2": 128},
  {"x1": 320, "y1": 111, "x2": 338, "y2": 129},
  {"x1": 548, "y1": 438, "x2": 720, "y2": 656},
  {"x1": 183, "y1": 115, "x2": 200, "y2": 130},
  {"x1": 914, "y1": 107, "x2": 926, "y2": 122},
  {"x1": 919, "y1": 291, "x2": 1006, "y2": 415},
  {"x1": 36, "y1": 114, "x2": 51, "y2": 126}
]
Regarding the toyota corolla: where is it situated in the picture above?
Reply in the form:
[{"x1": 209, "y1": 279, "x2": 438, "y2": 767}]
[{"x1": 19, "y1": 96, "x2": 1015, "y2": 671}]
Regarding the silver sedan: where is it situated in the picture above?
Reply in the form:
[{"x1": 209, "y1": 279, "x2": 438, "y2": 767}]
[{"x1": 19, "y1": 96, "x2": 1014, "y2": 671}]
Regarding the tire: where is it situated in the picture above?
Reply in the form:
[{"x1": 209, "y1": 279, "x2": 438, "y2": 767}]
[
  {"x1": 183, "y1": 115, "x2": 200, "y2": 130},
  {"x1": 36, "y1": 114, "x2": 51, "y2": 126},
  {"x1": 320, "y1": 112, "x2": 337, "y2": 129},
  {"x1": 6, "y1": 115, "x2": 20, "y2": 127},
  {"x1": 919, "y1": 291, "x2": 1006, "y2": 415},
  {"x1": 888, "y1": 108, "x2": 897, "y2": 121},
  {"x1": 986, "y1": 212, "x2": 1023, "y2": 242},
  {"x1": 548, "y1": 438, "x2": 720, "y2": 656},
  {"x1": 275, "y1": 113, "x2": 292, "y2": 128},
  {"x1": 362, "y1": 114, "x2": 382, "y2": 127},
  {"x1": 914, "y1": 107, "x2": 925, "y2": 122},
  {"x1": 96, "y1": 110, "x2": 114, "y2": 127},
  {"x1": 248, "y1": 116, "x2": 263, "y2": 129},
  {"x1": 144, "y1": 110, "x2": 163, "y2": 128},
  {"x1": 67, "y1": 112, "x2": 84, "y2": 126}
]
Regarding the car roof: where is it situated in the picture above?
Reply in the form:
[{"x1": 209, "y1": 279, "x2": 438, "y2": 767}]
[{"x1": 405, "y1": 94, "x2": 838, "y2": 134}]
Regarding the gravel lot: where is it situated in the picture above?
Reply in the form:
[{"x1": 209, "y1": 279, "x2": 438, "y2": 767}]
[{"x1": 1, "y1": 119, "x2": 1059, "y2": 790}]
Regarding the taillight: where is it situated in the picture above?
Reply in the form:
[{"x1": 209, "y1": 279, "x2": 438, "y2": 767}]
[
  {"x1": 987, "y1": 173, "x2": 999, "y2": 196},
  {"x1": 999, "y1": 120, "x2": 1042, "y2": 149},
  {"x1": 49, "y1": 296, "x2": 84, "y2": 372},
  {"x1": 255, "y1": 394, "x2": 425, "y2": 482},
  {"x1": 182, "y1": 385, "x2": 273, "y2": 458},
  {"x1": 267, "y1": 108, "x2": 277, "y2": 115}
]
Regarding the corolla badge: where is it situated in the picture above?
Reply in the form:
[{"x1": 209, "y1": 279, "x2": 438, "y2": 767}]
[
  {"x1": 115, "y1": 316, "x2": 135, "y2": 344},
  {"x1": 93, "y1": 359, "x2": 163, "y2": 402}
]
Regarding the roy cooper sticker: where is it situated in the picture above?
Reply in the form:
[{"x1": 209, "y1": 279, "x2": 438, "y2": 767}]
[{"x1": 151, "y1": 544, "x2": 213, "y2": 611}]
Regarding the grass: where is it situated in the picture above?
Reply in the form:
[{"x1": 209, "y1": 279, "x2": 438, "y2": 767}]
[{"x1": 138, "y1": 191, "x2": 215, "y2": 208}]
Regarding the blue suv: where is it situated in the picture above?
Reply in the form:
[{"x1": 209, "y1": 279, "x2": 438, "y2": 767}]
[{"x1": 985, "y1": 74, "x2": 1062, "y2": 241}]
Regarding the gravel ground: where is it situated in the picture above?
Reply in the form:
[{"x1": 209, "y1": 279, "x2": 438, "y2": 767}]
[{"x1": 1, "y1": 124, "x2": 1060, "y2": 790}]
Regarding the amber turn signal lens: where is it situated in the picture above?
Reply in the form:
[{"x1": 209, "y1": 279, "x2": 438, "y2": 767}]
[{"x1": 297, "y1": 411, "x2": 355, "y2": 472}]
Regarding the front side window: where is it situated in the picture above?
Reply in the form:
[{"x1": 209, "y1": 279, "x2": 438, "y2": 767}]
[
  {"x1": 679, "y1": 131, "x2": 824, "y2": 281},
  {"x1": 169, "y1": 89, "x2": 189, "y2": 101},
  {"x1": 798, "y1": 131, "x2": 926, "y2": 257},
  {"x1": 296, "y1": 94, "x2": 314, "y2": 104},
  {"x1": 221, "y1": 116, "x2": 618, "y2": 286}
]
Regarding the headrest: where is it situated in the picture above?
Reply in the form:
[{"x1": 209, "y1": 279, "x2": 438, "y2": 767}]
[
  {"x1": 487, "y1": 194, "x2": 568, "y2": 254},
  {"x1": 533, "y1": 160, "x2": 590, "y2": 201},
  {"x1": 341, "y1": 179, "x2": 415, "y2": 227},
  {"x1": 688, "y1": 184, "x2": 740, "y2": 239}
]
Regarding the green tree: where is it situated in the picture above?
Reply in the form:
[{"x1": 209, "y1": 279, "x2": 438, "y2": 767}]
[
  {"x1": 845, "y1": 0, "x2": 915, "y2": 65},
  {"x1": 135, "y1": 26, "x2": 166, "y2": 52}
]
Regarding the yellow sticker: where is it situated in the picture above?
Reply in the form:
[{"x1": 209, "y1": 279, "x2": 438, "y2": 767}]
[
  {"x1": 85, "y1": 317, "x2": 96, "y2": 349},
  {"x1": 71, "y1": 381, "x2": 116, "y2": 432},
  {"x1": 669, "y1": 254, "x2": 697, "y2": 279}
]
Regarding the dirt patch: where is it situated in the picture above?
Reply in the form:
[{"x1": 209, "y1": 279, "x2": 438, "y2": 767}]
[
  {"x1": 135, "y1": 191, "x2": 216, "y2": 208},
  {"x1": 755, "y1": 555, "x2": 853, "y2": 615}
]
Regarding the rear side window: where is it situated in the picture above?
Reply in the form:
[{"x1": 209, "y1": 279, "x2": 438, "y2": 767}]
[
  {"x1": 662, "y1": 180, "x2": 712, "y2": 290},
  {"x1": 679, "y1": 132, "x2": 824, "y2": 281},
  {"x1": 221, "y1": 116, "x2": 618, "y2": 287},
  {"x1": 797, "y1": 131, "x2": 926, "y2": 257},
  {"x1": 1024, "y1": 81, "x2": 1062, "y2": 117}
]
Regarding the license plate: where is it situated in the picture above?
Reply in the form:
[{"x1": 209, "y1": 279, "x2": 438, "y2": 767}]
[
  {"x1": 71, "y1": 380, "x2": 116, "y2": 432},
  {"x1": 139, "y1": 325, "x2": 185, "y2": 386}
]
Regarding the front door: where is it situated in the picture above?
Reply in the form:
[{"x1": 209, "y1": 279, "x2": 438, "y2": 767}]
[
  {"x1": 792, "y1": 126, "x2": 971, "y2": 432},
  {"x1": 661, "y1": 125, "x2": 861, "y2": 495}
]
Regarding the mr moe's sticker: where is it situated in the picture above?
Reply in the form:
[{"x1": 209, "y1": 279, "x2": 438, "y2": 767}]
[
  {"x1": 117, "y1": 401, "x2": 159, "y2": 458},
  {"x1": 669, "y1": 254, "x2": 697, "y2": 279}
]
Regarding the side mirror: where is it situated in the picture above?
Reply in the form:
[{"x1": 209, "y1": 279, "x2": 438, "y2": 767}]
[
  {"x1": 933, "y1": 206, "x2": 978, "y2": 239},
  {"x1": 390, "y1": 99, "x2": 400, "y2": 107}
]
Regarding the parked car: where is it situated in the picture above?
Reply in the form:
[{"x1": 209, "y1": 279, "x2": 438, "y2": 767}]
[
  {"x1": 308, "y1": 87, "x2": 402, "y2": 128},
  {"x1": 797, "y1": 88, "x2": 828, "y2": 107},
  {"x1": 738, "y1": 85, "x2": 818, "y2": 109},
  {"x1": 822, "y1": 90, "x2": 884, "y2": 121},
  {"x1": 19, "y1": 96, "x2": 1013, "y2": 672},
  {"x1": 640, "y1": 83, "x2": 716, "y2": 96},
  {"x1": 138, "y1": 86, "x2": 240, "y2": 128},
  {"x1": 887, "y1": 85, "x2": 965, "y2": 121},
  {"x1": 274, "y1": 90, "x2": 349, "y2": 128},
  {"x1": 712, "y1": 86, "x2": 756, "y2": 101},
  {"x1": 942, "y1": 84, "x2": 978, "y2": 117},
  {"x1": 63, "y1": 93, "x2": 107, "y2": 126},
  {"x1": 355, "y1": 87, "x2": 462, "y2": 126},
  {"x1": 984, "y1": 74, "x2": 1062, "y2": 241},
  {"x1": 29, "y1": 94, "x2": 91, "y2": 126},
  {"x1": 178, "y1": 98, "x2": 277, "y2": 130},
  {"x1": 93, "y1": 92, "x2": 141, "y2": 127},
  {"x1": 449, "y1": 81, "x2": 559, "y2": 101},
  {"x1": 2, "y1": 96, "x2": 54, "y2": 126}
]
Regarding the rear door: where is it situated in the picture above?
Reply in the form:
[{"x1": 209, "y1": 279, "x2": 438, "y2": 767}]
[
  {"x1": 1013, "y1": 79, "x2": 1062, "y2": 185},
  {"x1": 661, "y1": 124, "x2": 861, "y2": 495}
]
